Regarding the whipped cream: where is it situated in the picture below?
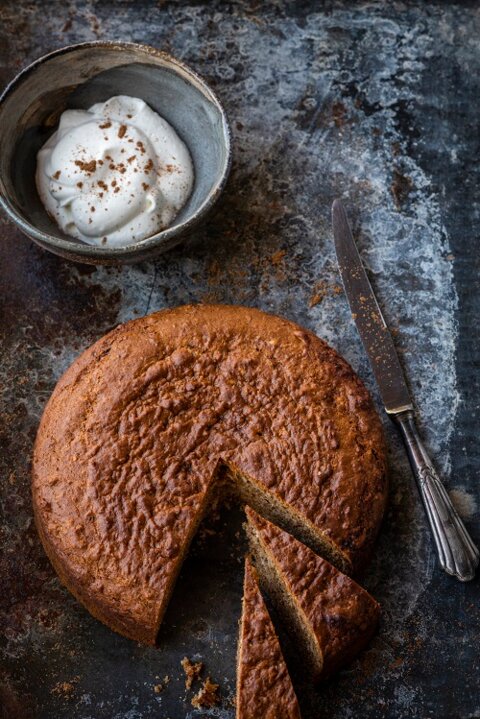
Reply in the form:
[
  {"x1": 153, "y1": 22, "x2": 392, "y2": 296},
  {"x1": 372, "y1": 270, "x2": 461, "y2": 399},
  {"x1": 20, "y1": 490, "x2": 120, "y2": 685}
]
[{"x1": 36, "y1": 96, "x2": 194, "y2": 247}]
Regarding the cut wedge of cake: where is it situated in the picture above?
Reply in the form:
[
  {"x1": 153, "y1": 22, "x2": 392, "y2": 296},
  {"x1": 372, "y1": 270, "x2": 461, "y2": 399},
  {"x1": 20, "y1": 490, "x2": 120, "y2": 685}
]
[
  {"x1": 246, "y1": 507, "x2": 380, "y2": 680},
  {"x1": 237, "y1": 557, "x2": 301, "y2": 719}
]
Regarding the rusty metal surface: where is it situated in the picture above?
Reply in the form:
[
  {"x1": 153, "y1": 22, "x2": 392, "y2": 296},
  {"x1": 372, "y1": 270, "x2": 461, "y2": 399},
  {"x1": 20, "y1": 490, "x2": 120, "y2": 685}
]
[{"x1": 0, "y1": 2, "x2": 479, "y2": 718}]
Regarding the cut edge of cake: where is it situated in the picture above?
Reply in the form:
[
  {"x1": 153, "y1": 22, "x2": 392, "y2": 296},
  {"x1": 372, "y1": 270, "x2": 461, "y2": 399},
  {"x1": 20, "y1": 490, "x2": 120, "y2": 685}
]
[
  {"x1": 225, "y1": 463, "x2": 352, "y2": 575},
  {"x1": 245, "y1": 506, "x2": 380, "y2": 681}
]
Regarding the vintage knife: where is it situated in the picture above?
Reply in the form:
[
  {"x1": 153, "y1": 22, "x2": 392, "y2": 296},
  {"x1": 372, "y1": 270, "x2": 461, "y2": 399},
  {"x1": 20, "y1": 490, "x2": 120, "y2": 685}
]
[{"x1": 332, "y1": 199, "x2": 479, "y2": 581}]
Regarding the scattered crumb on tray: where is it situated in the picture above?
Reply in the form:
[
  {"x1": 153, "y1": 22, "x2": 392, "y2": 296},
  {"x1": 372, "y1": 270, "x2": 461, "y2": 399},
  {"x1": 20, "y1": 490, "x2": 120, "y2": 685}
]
[
  {"x1": 51, "y1": 676, "x2": 79, "y2": 698},
  {"x1": 191, "y1": 677, "x2": 220, "y2": 708},
  {"x1": 309, "y1": 280, "x2": 343, "y2": 307},
  {"x1": 181, "y1": 656, "x2": 204, "y2": 689},
  {"x1": 270, "y1": 249, "x2": 286, "y2": 266}
]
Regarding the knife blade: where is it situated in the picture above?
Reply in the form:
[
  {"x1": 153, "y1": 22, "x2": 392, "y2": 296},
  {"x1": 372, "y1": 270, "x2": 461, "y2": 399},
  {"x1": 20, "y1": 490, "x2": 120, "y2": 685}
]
[
  {"x1": 331, "y1": 198, "x2": 479, "y2": 582},
  {"x1": 332, "y1": 198, "x2": 412, "y2": 414}
]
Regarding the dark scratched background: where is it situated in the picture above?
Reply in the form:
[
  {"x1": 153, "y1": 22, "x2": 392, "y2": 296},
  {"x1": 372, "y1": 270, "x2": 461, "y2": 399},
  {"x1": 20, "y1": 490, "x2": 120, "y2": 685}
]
[{"x1": 0, "y1": 2, "x2": 479, "y2": 718}]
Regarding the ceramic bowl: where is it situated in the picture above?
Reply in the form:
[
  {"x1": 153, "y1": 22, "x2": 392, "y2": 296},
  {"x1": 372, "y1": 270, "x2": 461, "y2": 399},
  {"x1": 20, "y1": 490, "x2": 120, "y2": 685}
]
[{"x1": 0, "y1": 41, "x2": 232, "y2": 264}]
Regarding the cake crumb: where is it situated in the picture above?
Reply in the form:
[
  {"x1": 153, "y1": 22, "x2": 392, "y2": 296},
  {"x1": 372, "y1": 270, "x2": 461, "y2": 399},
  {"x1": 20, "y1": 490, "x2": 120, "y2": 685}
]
[
  {"x1": 270, "y1": 249, "x2": 286, "y2": 266},
  {"x1": 153, "y1": 683, "x2": 163, "y2": 694},
  {"x1": 309, "y1": 280, "x2": 343, "y2": 307},
  {"x1": 181, "y1": 656, "x2": 203, "y2": 689},
  {"x1": 191, "y1": 677, "x2": 220, "y2": 708},
  {"x1": 309, "y1": 280, "x2": 328, "y2": 307},
  {"x1": 118, "y1": 124, "x2": 127, "y2": 139},
  {"x1": 51, "y1": 676, "x2": 79, "y2": 698}
]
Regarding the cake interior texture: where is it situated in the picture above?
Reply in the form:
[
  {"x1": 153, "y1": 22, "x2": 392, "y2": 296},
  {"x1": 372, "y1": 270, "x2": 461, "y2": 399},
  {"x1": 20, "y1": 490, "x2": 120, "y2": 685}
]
[
  {"x1": 245, "y1": 507, "x2": 381, "y2": 681},
  {"x1": 222, "y1": 464, "x2": 350, "y2": 573}
]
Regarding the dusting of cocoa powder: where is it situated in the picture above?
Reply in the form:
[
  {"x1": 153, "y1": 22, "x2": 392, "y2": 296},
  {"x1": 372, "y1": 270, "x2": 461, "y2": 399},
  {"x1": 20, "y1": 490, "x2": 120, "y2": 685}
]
[{"x1": 74, "y1": 159, "x2": 96, "y2": 173}]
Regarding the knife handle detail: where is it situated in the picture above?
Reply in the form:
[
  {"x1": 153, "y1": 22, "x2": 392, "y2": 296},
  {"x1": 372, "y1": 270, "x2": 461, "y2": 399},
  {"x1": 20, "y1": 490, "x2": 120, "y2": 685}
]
[{"x1": 393, "y1": 410, "x2": 479, "y2": 582}]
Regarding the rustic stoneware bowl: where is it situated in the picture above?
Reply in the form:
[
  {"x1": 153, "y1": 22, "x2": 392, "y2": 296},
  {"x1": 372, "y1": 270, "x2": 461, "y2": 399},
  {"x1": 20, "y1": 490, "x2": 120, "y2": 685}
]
[{"x1": 0, "y1": 41, "x2": 232, "y2": 264}]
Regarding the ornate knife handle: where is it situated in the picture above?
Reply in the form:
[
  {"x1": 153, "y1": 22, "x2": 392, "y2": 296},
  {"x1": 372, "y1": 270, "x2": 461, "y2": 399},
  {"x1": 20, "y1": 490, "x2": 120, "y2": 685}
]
[{"x1": 393, "y1": 410, "x2": 479, "y2": 582}]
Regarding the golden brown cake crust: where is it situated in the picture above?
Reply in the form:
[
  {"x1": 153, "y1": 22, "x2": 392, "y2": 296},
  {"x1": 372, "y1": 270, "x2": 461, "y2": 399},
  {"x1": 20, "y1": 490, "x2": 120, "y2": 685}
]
[
  {"x1": 246, "y1": 508, "x2": 380, "y2": 679},
  {"x1": 236, "y1": 558, "x2": 301, "y2": 719},
  {"x1": 32, "y1": 304, "x2": 387, "y2": 643}
]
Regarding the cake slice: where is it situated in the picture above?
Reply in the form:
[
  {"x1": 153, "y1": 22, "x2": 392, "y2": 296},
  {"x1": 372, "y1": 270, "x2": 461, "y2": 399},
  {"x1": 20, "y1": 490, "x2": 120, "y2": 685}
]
[
  {"x1": 246, "y1": 508, "x2": 380, "y2": 680},
  {"x1": 237, "y1": 557, "x2": 301, "y2": 719}
]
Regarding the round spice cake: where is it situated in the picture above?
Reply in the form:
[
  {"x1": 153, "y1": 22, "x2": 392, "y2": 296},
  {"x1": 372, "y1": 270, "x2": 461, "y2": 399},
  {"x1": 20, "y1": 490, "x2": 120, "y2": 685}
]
[{"x1": 32, "y1": 304, "x2": 388, "y2": 644}]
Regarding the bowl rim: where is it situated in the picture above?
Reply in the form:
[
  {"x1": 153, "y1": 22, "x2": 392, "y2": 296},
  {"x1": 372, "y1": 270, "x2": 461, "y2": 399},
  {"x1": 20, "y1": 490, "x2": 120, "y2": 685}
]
[{"x1": 0, "y1": 40, "x2": 232, "y2": 258}]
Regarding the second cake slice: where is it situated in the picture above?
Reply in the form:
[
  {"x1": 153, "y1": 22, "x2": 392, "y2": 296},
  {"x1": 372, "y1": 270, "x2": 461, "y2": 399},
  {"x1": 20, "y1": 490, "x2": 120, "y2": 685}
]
[
  {"x1": 246, "y1": 507, "x2": 380, "y2": 680},
  {"x1": 237, "y1": 557, "x2": 301, "y2": 719}
]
